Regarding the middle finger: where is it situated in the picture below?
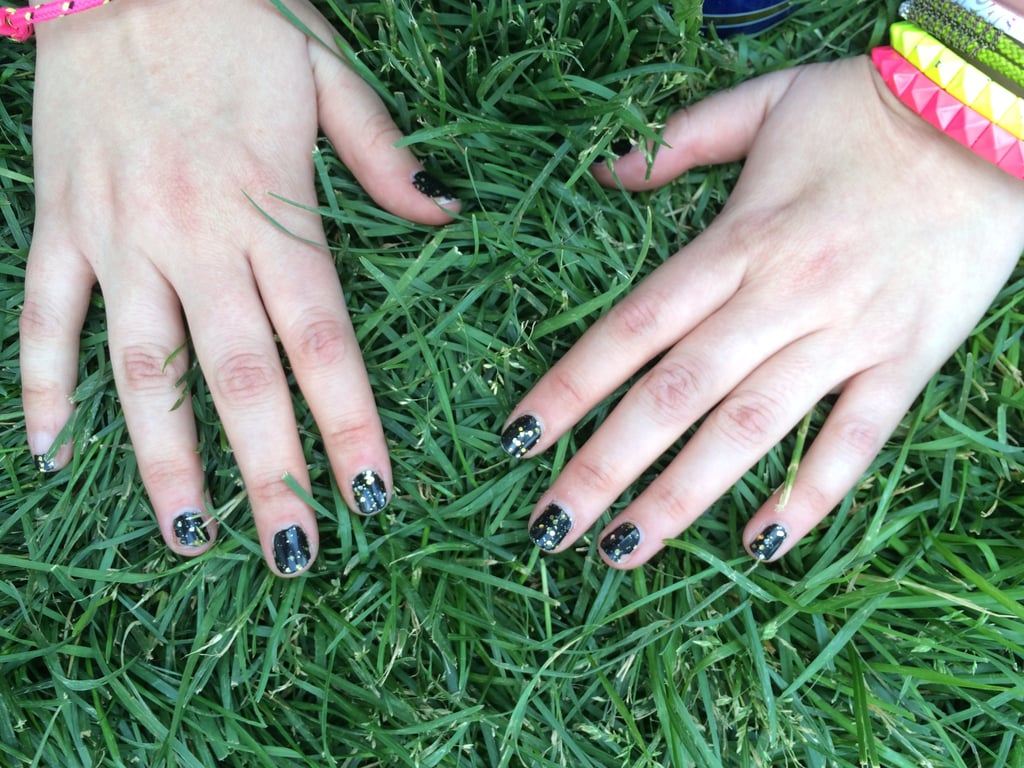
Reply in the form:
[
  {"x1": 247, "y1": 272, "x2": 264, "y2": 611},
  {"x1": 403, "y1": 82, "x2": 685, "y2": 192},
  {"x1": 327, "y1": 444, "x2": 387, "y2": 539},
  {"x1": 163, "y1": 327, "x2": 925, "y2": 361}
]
[
  {"x1": 524, "y1": 290, "x2": 827, "y2": 556},
  {"x1": 180, "y1": 248, "x2": 318, "y2": 577}
]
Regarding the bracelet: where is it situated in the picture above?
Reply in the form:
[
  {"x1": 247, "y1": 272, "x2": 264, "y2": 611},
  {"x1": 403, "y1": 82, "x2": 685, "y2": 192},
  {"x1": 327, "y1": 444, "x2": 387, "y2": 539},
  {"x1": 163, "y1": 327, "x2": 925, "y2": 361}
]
[
  {"x1": 947, "y1": 0, "x2": 1024, "y2": 44},
  {"x1": 872, "y1": 45, "x2": 1024, "y2": 179},
  {"x1": 890, "y1": 21, "x2": 1024, "y2": 137},
  {"x1": 902, "y1": 0, "x2": 1024, "y2": 93},
  {"x1": 2, "y1": 0, "x2": 112, "y2": 42}
]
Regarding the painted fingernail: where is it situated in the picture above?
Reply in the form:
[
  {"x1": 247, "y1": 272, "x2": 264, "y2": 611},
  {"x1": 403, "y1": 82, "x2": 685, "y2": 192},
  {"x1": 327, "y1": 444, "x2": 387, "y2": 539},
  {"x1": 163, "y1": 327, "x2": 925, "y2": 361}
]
[
  {"x1": 412, "y1": 170, "x2": 457, "y2": 202},
  {"x1": 33, "y1": 454, "x2": 57, "y2": 473},
  {"x1": 30, "y1": 433, "x2": 58, "y2": 472},
  {"x1": 750, "y1": 523, "x2": 787, "y2": 561},
  {"x1": 172, "y1": 510, "x2": 210, "y2": 548},
  {"x1": 352, "y1": 470, "x2": 388, "y2": 515},
  {"x1": 610, "y1": 138, "x2": 634, "y2": 156},
  {"x1": 273, "y1": 525, "x2": 311, "y2": 575},
  {"x1": 530, "y1": 503, "x2": 572, "y2": 551},
  {"x1": 600, "y1": 522, "x2": 641, "y2": 563},
  {"x1": 500, "y1": 415, "x2": 542, "y2": 458}
]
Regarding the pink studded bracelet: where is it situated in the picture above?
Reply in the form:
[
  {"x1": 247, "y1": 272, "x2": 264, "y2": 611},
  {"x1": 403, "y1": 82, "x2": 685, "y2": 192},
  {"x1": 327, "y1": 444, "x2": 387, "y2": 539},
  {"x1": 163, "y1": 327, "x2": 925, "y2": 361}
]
[
  {"x1": 872, "y1": 45, "x2": 1024, "y2": 179},
  {"x1": 2, "y1": 0, "x2": 111, "y2": 42}
]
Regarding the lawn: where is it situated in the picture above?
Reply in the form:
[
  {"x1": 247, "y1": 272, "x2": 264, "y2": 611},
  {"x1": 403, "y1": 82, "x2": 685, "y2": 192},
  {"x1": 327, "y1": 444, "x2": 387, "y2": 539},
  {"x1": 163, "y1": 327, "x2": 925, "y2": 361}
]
[{"x1": 3, "y1": 0, "x2": 1024, "y2": 766}]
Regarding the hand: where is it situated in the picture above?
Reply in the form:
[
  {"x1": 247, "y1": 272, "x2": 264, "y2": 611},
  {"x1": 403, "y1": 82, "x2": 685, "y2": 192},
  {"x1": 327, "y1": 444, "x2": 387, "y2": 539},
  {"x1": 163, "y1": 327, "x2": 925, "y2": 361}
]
[
  {"x1": 501, "y1": 56, "x2": 1024, "y2": 567},
  {"x1": 19, "y1": 0, "x2": 458, "y2": 576}
]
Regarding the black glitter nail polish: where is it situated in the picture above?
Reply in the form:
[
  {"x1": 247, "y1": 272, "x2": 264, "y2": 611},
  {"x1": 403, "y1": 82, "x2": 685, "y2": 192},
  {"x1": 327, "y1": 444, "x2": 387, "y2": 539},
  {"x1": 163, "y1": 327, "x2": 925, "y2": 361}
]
[
  {"x1": 172, "y1": 511, "x2": 209, "y2": 548},
  {"x1": 33, "y1": 454, "x2": 56, "y2": 473},
  {"x1": 600, "y1": 522, "x2": 640, "y2": 563},
  {"x1": 530, "y1": 504, "x2": 572, "y2": 551},
  {"x1": 500, "y1": 415, "x2": 541, "y2": 458},
  {"x1": 412, "y1": 170, "x2": 456, "y2": 200},
  {"x1": 751, "y1": 524, "x2": 787, "y2": 561},
  {"x1": 273, "y1": 525, "x2": 311, "y2": 575},
  {"x1": 352, "y1": 470, "x2": 388, "y2": 516},
  {"x1": 610, "y1": 138, "x2": 634, "y2": 156}
]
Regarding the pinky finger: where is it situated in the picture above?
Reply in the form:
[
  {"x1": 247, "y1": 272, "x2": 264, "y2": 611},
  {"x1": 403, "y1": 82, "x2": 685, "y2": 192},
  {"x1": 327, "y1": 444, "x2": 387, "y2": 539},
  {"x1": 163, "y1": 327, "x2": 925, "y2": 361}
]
[
  {"x1": 19, "y1": 236, "x2": 94, "y2": 472},
  {"x1": 743, "y1": 369, "x2": 917, "y2": 562}
]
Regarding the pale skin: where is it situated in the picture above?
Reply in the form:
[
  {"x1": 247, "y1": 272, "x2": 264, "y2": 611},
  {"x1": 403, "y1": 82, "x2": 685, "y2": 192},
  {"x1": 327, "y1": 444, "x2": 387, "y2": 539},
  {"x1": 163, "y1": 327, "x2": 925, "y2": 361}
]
[
  {"x1": 507, "y1": 56, "x2": 1024, "y2": 567},
  {"x1": 20, "y1": 0, "x2": 458, "y2": 576},
  {"x1": 21, "y1": 2, "x2": 1024, "y2": 574}
]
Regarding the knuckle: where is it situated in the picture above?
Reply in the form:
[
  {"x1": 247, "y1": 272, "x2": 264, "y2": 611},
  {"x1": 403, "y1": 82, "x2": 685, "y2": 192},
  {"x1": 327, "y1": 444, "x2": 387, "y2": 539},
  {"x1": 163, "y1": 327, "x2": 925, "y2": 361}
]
[
  {"x1": 646, "y1": 482, "x2": 695, "y2": 528},
  {"x1": 638, "y1": 359, "x2": 702, "y2": 423},
  {"x1": 213, "y1": 351, "x2": 278, "y2": 406},
  {"x1": 570, "y1": 455, "x2": 619, "y2": 497},
  {"x1": 246, "y1": 471, "x2": 301, "y2": 507},
  {"x1": 140, "y1": 456, "x2": 197, "y2": 495},
  {"x1": 604, "y1": 292, "x2": 663, "y2": 341},
  {"x1": 320, "y1": 415, "x2": 380, "y2": 452},
  {"x1": 796, "y1": 480, "x2": 830, "y2": 515},
  {"x1": 19, "y1": 298, "x2": 64, "y2": 343},
  {"x1": 361, "y1": 111, "x2": 404, "y2": 153},
  {"x1": 120, "y1": 344, "x2": 187, "y2": 393},
  {"x1": 712, "y1": 390, "x2": 780, "y2": 450},
  {"x1": 833, "y1": 415, "x2": 883, "y2": 458},
  {"x1": 546, "y1": 365, "x2": 591, "y2": 412},
  {"x1": 289, "y1": 314, "x2": 351, "y2": 370}
]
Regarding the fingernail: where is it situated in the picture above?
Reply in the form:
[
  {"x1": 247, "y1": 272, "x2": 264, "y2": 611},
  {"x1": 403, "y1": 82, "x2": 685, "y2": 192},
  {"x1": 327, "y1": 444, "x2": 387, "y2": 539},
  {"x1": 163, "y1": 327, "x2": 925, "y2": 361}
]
[
  {"x1": 530, "y1": 503, "x2": 573, "y2": 551},
  {"x1": 412, "y1": 170, "x2": 457, "y2": 202},
  {"x1": 33, "y1": 454, "x2": 57, "y2": 473},
  {"x1": 610, "y1": 138, "x2": 634, "y2": 156},
  {"x1": 750, "y1": 523, "x2": 787, "y2": 561},
  {"x1": 30, "y1": 433, "x2": 58, "y2": 472},
  {"x1": 352, "y1": 470, "x2": 388, "y2": 515},
  {"x1": 172, "y1": 510, "x2": 210, "y2": 548},
  {"x1": 273, "y1": 525, "x2": 311, "y2": 575},
  {"x1": 500, "y1": 414, "x2": 542, "y2": 458},
  {"x1": 600, "y1": 522, "x2": 641, "y2": 563}
]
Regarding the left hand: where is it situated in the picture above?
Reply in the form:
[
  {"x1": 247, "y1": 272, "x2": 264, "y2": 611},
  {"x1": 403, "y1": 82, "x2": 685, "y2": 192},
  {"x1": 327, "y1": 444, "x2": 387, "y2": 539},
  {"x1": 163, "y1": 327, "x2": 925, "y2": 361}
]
[{"x1": 500, "y1": 56, "x2": 1024, "y2": 567}]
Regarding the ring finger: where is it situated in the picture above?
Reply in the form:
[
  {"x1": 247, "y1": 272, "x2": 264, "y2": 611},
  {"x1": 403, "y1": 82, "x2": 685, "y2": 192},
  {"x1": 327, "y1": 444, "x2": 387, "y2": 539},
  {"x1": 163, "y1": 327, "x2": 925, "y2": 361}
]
[
  {"x1": 104, "y1": 258, "x2": 215, "y2": 555},
  {"x1": 526, "y1": 298, "x2": 827, "y2": 556}
]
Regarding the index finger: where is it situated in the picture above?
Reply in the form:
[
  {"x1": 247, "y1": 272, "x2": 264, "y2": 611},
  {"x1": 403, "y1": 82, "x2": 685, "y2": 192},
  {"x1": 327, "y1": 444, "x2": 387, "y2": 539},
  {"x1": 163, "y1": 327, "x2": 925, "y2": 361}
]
[{"x1": 499, "y1": 232, "x2": 745, "y2": 458}]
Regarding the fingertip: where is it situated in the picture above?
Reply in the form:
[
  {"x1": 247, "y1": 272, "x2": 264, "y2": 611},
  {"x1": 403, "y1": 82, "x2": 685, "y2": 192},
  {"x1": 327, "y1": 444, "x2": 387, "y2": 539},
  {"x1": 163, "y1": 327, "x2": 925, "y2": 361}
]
[
  {"x1": 746, "y1": 520, "x2": 790, "y2": 563},
  {"x1": 528, "y1": 502, "x2": 574, "y2": 553},
  {"x1": 268, "y1": 522, "x2": 318, "y2": 578},
  {"x1": 164, "y1": 508, "x2": 218, "y2": 557},
  {"x1": 29, "y1": 432, "x2": 73, "y2": 474},
  {"x1": 499, "y1": 413, "x2": 543, "y2": 459},
  {"x1": 598, "y1": 520, "x2": 644, "y2": 569},
  {"x1": 350, "y1": 468, "x2": 390, "y2": 516},
  {"x1": 390, "y1": 168, "x2": 462, "y2": 225}
]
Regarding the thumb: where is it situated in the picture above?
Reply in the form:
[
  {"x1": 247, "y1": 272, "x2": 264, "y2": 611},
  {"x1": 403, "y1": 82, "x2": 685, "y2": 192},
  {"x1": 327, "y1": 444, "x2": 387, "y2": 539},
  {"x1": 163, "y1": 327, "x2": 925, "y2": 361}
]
[
  {"x1": 304, "y1": 17, "x2": 460, "y2": 225},
  {"x1": 593, "y1": 67, "x2": 801, "y2": 191}
]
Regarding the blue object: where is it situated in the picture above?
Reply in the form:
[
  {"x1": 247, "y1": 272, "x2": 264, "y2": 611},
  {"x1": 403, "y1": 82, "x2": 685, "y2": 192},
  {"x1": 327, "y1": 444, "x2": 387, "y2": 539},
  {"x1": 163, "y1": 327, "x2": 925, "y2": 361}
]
[{"x1": 702, "y1": 0, "x2": 796, "y2": 36}]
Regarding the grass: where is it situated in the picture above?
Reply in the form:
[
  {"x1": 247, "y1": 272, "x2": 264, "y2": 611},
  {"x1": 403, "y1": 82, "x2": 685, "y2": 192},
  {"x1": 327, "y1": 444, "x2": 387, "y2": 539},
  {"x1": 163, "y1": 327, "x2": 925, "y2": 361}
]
[{"x1": 3, "y1": 0, "x2": 1024, "y2": 765}]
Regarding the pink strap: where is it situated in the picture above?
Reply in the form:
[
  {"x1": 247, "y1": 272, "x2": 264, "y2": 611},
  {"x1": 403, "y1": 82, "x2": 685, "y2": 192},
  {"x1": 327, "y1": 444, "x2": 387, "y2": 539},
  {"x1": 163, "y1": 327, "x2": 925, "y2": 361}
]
[
  {"x1": 2, "y1": 0, "x2": 112, "y2": 42},
  {"x1": 872, "y1": 45, "x2": 1024, "y2": 179}
]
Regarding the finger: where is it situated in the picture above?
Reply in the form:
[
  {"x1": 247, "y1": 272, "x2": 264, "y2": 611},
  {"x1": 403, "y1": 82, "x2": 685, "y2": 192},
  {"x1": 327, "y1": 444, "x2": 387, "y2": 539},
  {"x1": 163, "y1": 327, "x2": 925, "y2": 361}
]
[
  {"x1": 525, "y1": 296, "x2": 826, "y2": 560},
  {"x1": 592, "y1": 68, "x2": 800, "y2": 191},
  {"x1": 590, "y1": 333, "x2": 851, "y2": 568},
  {"x1": 19, "y1": 229, "x2": 93, "y2": 472},
  {"x1": 180, "y1": 255, "x2": 318, "y2": 578},
  {"x1": 103, "y1": 260, "x2": 215, "y2": 556},
  {"x1": 305, "y1": 17, "x2": 461, "y2": 224},
  {"x1": 499, "y1": 227, "x2": 747, "y2": 459},
  {"x1": 252, "y1": 218, "x2": 392, "y2": 518},
  {"x1": 741, "y1": 366, "x2": 918, "y2": 562}
]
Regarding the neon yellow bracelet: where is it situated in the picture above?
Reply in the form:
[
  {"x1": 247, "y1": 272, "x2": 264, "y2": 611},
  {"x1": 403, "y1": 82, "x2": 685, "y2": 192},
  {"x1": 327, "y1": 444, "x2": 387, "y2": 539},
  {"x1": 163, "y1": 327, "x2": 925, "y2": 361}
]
[{"x1": 890, "y1": 20, "x2": 1024, "y2": 138}]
